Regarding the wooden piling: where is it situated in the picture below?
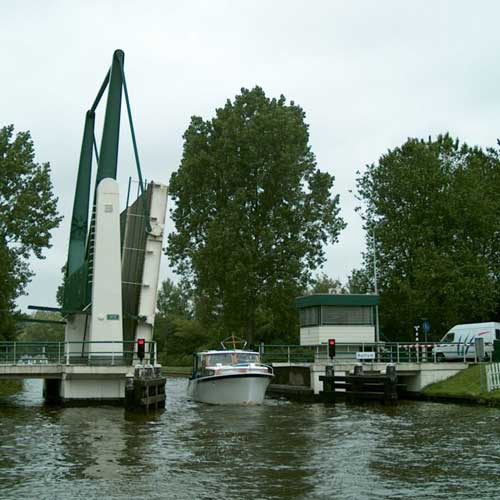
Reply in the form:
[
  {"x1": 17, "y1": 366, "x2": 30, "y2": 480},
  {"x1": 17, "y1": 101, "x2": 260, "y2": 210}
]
[
  {"x1": 320, "y1": 363, "x2": 401, "y2": 404},
  {"x1": 125, "y1": 366, "x2": 166, "y2": 411}
]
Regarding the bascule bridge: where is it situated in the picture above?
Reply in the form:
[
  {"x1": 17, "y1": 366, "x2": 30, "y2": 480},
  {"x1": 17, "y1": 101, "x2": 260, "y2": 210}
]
[{"x1": 0, "y1": 50, "x2": 167, "y2": 406}]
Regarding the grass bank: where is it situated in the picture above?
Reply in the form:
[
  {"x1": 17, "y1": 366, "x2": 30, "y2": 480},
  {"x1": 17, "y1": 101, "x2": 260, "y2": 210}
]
[
  {"x1": 0, "y1": 379, "x2": 23, "y2": 396},
  {"x1": 422, "y1": 365, "x2": 500, "y2": 405},
  {"x1": 162, "y1": 366, "x2": 191, "y2": 376}
]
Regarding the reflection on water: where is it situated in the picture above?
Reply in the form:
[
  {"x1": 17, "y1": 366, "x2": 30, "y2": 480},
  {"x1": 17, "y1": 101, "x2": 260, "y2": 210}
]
[{"x1": 0, "y1": 378, "x2": 499, "y2": 499}]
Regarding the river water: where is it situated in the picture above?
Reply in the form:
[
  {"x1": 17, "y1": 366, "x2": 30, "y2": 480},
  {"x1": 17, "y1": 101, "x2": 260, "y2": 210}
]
[{"x1": 0, "y1": 378, "x2": 499, "y2": 499}]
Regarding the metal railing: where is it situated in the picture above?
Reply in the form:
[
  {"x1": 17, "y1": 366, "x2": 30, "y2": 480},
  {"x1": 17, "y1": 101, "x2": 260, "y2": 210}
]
[
  {"x1": 486, "y1": 363, "x2": 500, "y2": 392},
  {"x1": 0, "y1": 340, "x2": 157, "y2": 367},
  {"x1": 259, "y1": 341, "x2": 492, "y2": 364}
]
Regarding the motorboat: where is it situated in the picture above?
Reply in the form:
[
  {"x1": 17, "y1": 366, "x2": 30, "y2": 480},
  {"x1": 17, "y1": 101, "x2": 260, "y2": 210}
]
[{"x1": 187, "y1": 337, "x2": 274, "y2": 405}]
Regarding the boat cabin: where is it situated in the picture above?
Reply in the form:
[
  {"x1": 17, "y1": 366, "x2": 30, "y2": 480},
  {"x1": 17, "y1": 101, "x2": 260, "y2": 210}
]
[{"x1": 192, "y1": 350, "x2": 261, "y2": 378}]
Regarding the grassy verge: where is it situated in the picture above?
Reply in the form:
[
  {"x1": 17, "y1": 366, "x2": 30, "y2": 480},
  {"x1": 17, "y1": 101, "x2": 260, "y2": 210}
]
[
  {"x1": 422, "y1": 365, "x2": 500, "y2": 403},
  {"x1": 162, "y1": 366, "x2": 191, "y2": 376},
  {"x1": 0, "y1": 379, "x2": 23, "y2": 396}
]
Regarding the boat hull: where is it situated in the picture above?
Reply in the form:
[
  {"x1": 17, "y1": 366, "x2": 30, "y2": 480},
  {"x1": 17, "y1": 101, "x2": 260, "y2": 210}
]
[{"x1": 187, "y1": 373, "x2": 272, "y2": 405}]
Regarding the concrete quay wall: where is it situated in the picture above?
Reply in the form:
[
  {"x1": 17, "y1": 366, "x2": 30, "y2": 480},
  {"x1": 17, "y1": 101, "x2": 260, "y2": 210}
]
[{"x1": 271, "y1": 361, "x2": 469, "y2": 396}]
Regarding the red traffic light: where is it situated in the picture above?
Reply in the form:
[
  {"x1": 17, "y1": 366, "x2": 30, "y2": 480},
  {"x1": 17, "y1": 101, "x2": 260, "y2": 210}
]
[
  {"x1": 328, "y1": 338, "x2": 336, "y2": 358},
  {"x1": 137, "y1": 338, "x2": 146, "y2": 361}
]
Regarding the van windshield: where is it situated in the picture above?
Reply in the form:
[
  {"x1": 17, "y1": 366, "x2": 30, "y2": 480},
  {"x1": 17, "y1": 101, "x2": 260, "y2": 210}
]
[{"x1": 440, "y1": 332, "x2": 455, "y2": 343}]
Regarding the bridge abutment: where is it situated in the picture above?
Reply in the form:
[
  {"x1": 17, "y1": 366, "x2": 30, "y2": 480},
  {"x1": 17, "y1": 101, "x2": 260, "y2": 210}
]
[
  {"x1": 269, "y1": 361, "x2": 470, "y2": 398},
  {"x1": 59, "y1": 375, "x2": 126, "y2": 403}
]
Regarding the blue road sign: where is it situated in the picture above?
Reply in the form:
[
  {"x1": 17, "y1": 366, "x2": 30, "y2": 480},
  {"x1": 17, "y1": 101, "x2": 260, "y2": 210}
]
[{"x1": 422, "y1": 320, "x2": 431, "y2": 334}]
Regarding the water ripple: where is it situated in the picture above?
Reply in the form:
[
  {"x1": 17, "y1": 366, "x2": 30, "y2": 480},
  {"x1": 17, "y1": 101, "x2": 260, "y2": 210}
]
[{"x1": 0, "y1": 378, "x2": 499, "y2": 499}]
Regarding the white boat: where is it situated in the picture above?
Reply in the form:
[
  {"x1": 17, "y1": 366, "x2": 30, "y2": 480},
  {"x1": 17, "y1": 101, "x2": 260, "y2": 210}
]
[{"x1": 187, "y1": 338, "x2": 273, "y2": 405}]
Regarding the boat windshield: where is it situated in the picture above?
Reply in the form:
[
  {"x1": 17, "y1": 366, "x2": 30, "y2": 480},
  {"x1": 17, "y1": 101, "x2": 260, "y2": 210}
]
[
  {"x1": 236, "y1": 352, "x2": 260, "y2": 363},
  {"x1": 203, "y1": 352, "x2": 260, "y2": 366}
]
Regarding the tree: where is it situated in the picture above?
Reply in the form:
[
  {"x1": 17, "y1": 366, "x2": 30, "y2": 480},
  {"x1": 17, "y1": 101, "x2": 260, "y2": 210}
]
[
  {"x1": 168, "y1": 87, "x2": 345, "y2": 343},
  {"x1": 156, "y1": 278, "x2": 192, "y2": 319},
  {"x1": 307, "y1": 273, "x2": 347, "y2": 294},
  {"x1": 346, "y1": 267, "x2": 373, "y2": 294},
  {"x1": 18, "y1": 311, "x2": 65, "y2": 342},
  {"x1": 0, "y1": 125, "x2": 62, "y2": 339},
  {"x1": 153, "y1": 279, "x2": 210, "y2": 366},
  {"x1": 353, "y1": 134, "x2": 500, "y2": 340}
]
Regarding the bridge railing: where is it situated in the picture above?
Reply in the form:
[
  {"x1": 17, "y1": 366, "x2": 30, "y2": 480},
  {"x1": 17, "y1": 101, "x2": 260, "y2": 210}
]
[
  {"x1": 0, "y1": 341, "x2": 157, "y2": 366},
  {"x1": 259, "y1": 341, "x2": 490, "y2": 364}
]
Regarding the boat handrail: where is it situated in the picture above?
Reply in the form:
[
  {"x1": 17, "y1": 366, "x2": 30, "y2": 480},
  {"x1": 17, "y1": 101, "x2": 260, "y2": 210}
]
[
  {"x1": 220, "y1": 335, "x2": 247, "y2": 350},
  {"x1": 201, "y1": 361, "x2": 274, "y2": 375},
  {"x1": 257, "y1": 362, "x2": 274, "y2": 375}
]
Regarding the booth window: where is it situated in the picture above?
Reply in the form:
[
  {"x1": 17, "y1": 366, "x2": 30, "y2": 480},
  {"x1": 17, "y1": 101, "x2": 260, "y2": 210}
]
[
  {"x1": 300, "y1": 307, "x2": 320, "y2": 326},
  {"x1": 321, "y1": 306, "x2": 373, "y2": 325}
]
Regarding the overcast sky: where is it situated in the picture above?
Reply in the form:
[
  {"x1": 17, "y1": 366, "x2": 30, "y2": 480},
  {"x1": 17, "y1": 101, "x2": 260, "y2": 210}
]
[{"x1": 2, "y1": 1, "x2": 500, "y2": 312}]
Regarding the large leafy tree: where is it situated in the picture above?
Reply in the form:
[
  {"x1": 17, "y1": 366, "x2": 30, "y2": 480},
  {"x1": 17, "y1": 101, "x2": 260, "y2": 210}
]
[
  {"x1": 0, "y1": 125, "x2": 61, "y2": 339},
  {"x1": 353, "y1": 134, "x2": 500, "y2": 340},
  {"x1": 168, "y1": 87, "x2": 345, "y2": 343}
]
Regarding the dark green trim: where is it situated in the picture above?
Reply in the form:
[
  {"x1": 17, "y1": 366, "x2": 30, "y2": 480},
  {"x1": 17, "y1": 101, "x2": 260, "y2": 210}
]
[
  {"x1": 296, "y1": 294, "x2": 379, "y2": 308},
  {"x1": 96, "y1": 49, "x2": 124, "y2": 185},
  {"x1": 67, "y1": 110, "x2": 95, "y2": 276}
]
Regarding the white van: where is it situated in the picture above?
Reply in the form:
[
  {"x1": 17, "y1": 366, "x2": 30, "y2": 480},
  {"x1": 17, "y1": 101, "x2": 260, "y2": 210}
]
[{"x1": 433, "y1": 322, "x2": 500, "y2": 361}]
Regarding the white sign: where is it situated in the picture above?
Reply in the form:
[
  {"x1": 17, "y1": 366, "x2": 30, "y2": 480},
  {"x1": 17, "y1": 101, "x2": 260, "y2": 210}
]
[{"x1": 356, "y1": 352, "x2": 376, "y2": 360}]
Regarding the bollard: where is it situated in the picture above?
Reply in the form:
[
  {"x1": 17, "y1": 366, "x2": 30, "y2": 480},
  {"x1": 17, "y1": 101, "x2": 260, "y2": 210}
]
[
  {"x1": 325, "y1": 365, "x2": 334, "y2": 392},
  {"x1": 384, "y1": 363, "x2": 398, "y2": 401},
  {"x1": 386, "y1": 363, "x2": 396, "y2": 380},
  {"x1": 319, "y1": 364, "x2": 336, "y2": 402},
  {"x1": 349, "y1": 363, "x2": 364, "y2": 401}
]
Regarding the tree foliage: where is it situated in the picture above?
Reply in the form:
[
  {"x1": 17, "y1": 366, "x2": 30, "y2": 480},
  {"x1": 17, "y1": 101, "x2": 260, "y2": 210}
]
[
  {"x1": 18, "y1": 311, "x2": 65, "y2": 342},
  {"x1": 0, "y1": 125, "x2": 61, "y2": 339},
  {"x1": 167, "y1": 87, "x2": 345, "y2": 343},
  {"x1": 153, "y1": 279, "x2": 209, "y2": 366},
  {"x1": 353, "y1": 134, "x2": 500, "y2": 340},
  {"x1": 157, "y1": 278, "x2": 192, "y2": 319},
  {"x1": 307, "y1": 273, "x2": 347, "y2": 294}
]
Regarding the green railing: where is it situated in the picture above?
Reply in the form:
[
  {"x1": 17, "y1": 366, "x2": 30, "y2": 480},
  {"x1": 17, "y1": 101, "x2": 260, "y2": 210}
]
[
  {"x1": 259, "y1": 341, "x2": 491, "y2": 364},
  {"x1": 0, "y1": 340, "x2": 157, "y2": 367}
]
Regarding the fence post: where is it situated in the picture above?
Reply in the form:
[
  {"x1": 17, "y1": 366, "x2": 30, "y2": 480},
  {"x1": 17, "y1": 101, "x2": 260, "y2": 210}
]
[
  {"x1": 287, "y1": 346, "x2": 291, "y2": 364},
  {"x1": 65, "y1": 342, "x2": 69, "y2": 366},
  {"x1": 13, "y1": 343, "x2": 16, "y2": 365}
]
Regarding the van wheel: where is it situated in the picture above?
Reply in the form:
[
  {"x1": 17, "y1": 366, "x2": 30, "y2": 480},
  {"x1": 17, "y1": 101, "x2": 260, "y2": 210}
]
[{"x1": 436, "y1": 353, "x2": 445, "y2": 363}]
